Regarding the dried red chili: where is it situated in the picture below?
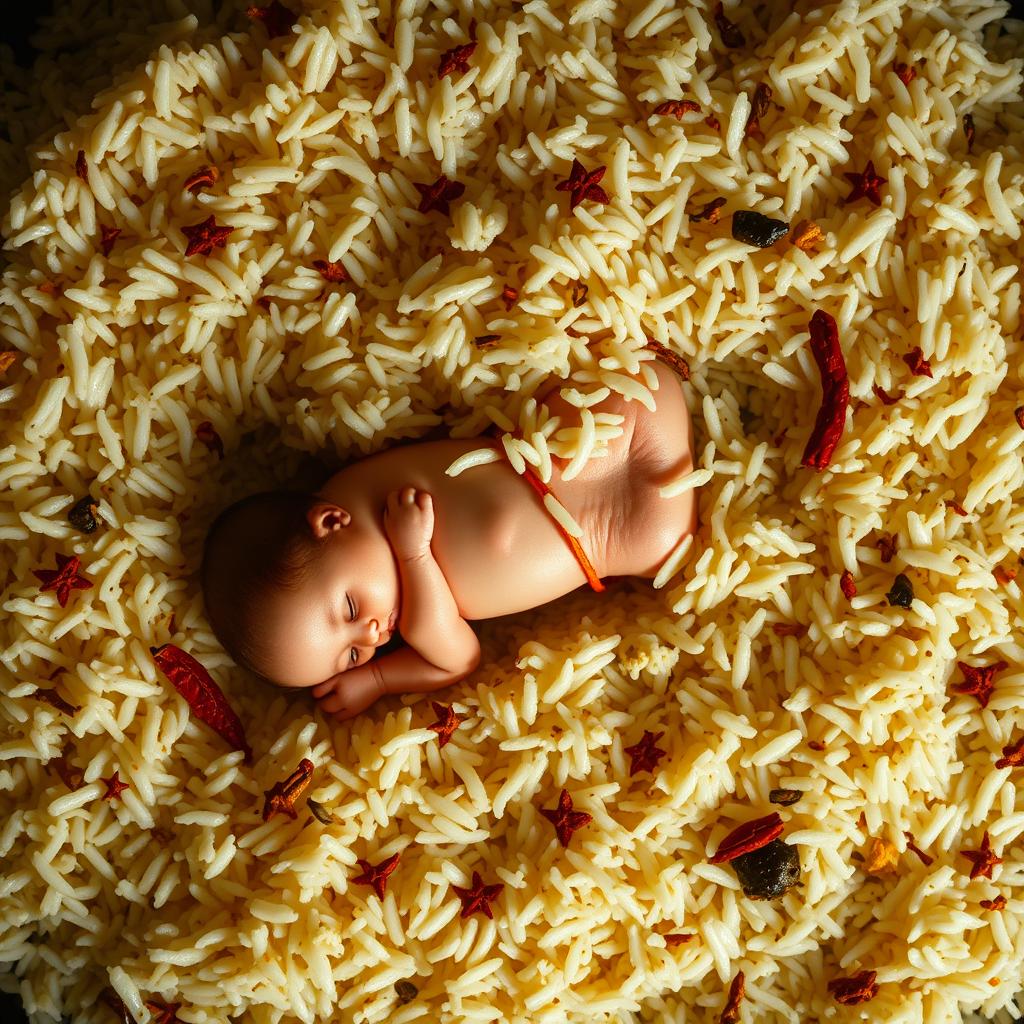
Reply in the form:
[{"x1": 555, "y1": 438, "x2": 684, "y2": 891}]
[
  {"x1": 952, "y1": 660, "x2": 1007, "y2": 709},
  {"x1": 184, "y1": 165, "x2": 219, "y2": 194},
  {"x1": 704, "y1": 114, "x2": 721, "y2": 130},
  {"x1": 876, "y1": 534, "x2": 897, "y2": 563},
  {"x1": 843, "y1": 161, "x2": 888, "y2": 206},
  {"x1": 33, "y1": 553, "x2": 94, "y2": 608},
  {"x1": 101, "y1": 770, "x2": 129, "y2": 802},
  {"x1": 654, "y1": 99, "x2": 701, "y2": 120},
  {"x1": 720, "y1": 971, "x2": 746, "y2": 1024},
  {"x1": 963, "y1": 113, "x2": 976, "y2": 154},
  {"x1": 1015, "y1": 407, "x2": 1024, "y2": 430},
  {"x1": 313, "y1": 259, "x2": 347, "y2": 283},
  {"x1": 427, "y1": 701, "x2": 463, "y2": 747},
  {"x1": 872, "y1": 384, "x2": 901, "y2": 405},
  {"x1": 144, "y1": 999, "x2": 183, "y2": 1024},
  {"x1": 556, "y1": 158, "x2": 610, "y2": 212},
  {"x1": 902, "y1": 347, "x2": 933, "y2": 377},
  {"x1": 501, "y1": 284, "x2": 519, "y2": 311},
  {"x1": 709, "y1": 813, "x2": 784, "y2": 864},
  {"x1": 353, "y1": 852, "x2": 401, "y2": 900},
  {"x1": 690, "y1": 196, "x2": 726, "y2": 223},
  {"x1": 196, "y1": 421, "x2": 225, "y2": 458},
  {"x1": 624, "y1": 730, "x2": 667, "y2": 776},
  {"x1": 839, "y1": 570, "x2": 857, "y2": 600},
  {"x1": 182, "y1": 216, "x2": 234, "y2": 258},
  {"x1": 828, "y1": 969, "x2": 879, "y2": 1005},
  {"x1": 151, "y1": 644, "x2": 252, "y2": 761},
  {"x1": 663, "y1": 932, "x2": 694, "y2": 947},
  {"x1": 75, "y1": 150, "x2": 89, "y2": 183},
  {"x1": 904, "y1": 831, "x2": 933, "y2": 866},
  {"x1": 0, "y1": 351, "x2": 17, "y2": 376},
  {"x1": 415, "y1": 173, "x2": 465, "y2": 216},
  {"x1": 31, "y1": 689, "x2": 79, "y2": 716},
  {"x1": 100, "y1": 226, "x2": 121, "y2": 258},
  {"x1": 893, "y1": 62, "x2": 916, "y2": 85},
  {"x1": 644, "y1": 339, "x2": 690, "y2": 380},
  {"x1": 66, "y1": 493, "x2": 98, "y2": 534},
  {"x1": 571, "y1": 281, "x2": 588, "y2": 307},
  {"x1": 790, "y1": 220, "x2": 823, "y2": 251},
  {"x1": 474, "y1": 334, "x2": 500, "y2": 349},
  {"x1": 452, "y1": 870, "x2": 504, "y2": 919},
  {"x1": 247, "y1": 1, "x2": 295, "y2": 37},
  {"x1": 541, "y1": 789, "x2": 593, "y2": 848},
  {"x1": 993, "y1": 566, "x2": 1017, "y2": 585},
  {"x1": 961, "y1": 831, "x2": 1001, "y2": 880},
  {"x1": 997, "y1": 735, "x2": 1024, "y2": 769},
  {"x1": 263, "y1": 757, "x2": 314, "y2": 821},
  {"x1": 946, "y1": 499, "x2": 967, "y2": 517},
  {"x1": 713, "y1": 2, "x2": 745, "y2": 47},
  {"x1": 438, "y1": 40, "x2": 476, "y2": 79},
  {"x1": 981, "y1": 895, "x2": 1007, "y2": 911},
  {"x1": 800, "y1": 310, "x2": 849, "y2": 471},
  {"x1": 771, "y1": 623, "x2": 807, "y2": 638}
]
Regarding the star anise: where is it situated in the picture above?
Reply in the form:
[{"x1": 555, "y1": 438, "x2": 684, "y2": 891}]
[
  {"x1": 961, "y1": 831, "x2": 1001, "y2": 880},
  {"x1": 181, "y1": 216, "x2": 234, "y2": 258},
  {"x1": 952, "y1": 660, "x2": 1007, "y2": 709},
  {"x1": 427, "y1": 701, "x2": 463, "y2": 747},
  {"x1": 555, "y1": 158, "x2": 610, "y2": 212},
  {"x1": 540, "y1": 789, "x2": 592, "y2": 848},
  {"x1": 843, "y1": 160, "x2": 887, "y2": 207},
  {"x1": 902, "y1": 346, "x2": 933, "y2": 377},
  {"x1": 624, "y1": 730, "x2": 667, "y2": 776},
  {"x1": 653, "y1": 99, "x2": 701, "y2": 120},
  {"x1": 438, "y1": 41, "x2": 476, "y2": 79},
  {"x1": 101, "y1": 770, "x2": 129, "y2": 802},
  {"x1": 451, "y1": 870, "x2": 504, "y2": 919},
  {"x1": 414, "y1": 174, "x2": 466, "y2": 216},
  {"x1": 353, "y1": 852, "x2": 401, "y2": 900},
  {"x1": 33, "y1": 553, "x2": 94, "y2": 608}
]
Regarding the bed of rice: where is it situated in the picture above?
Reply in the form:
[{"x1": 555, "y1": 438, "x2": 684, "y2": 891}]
[{"x1": 1, "y1": 0, "x2": 1023, "y2": 1021}]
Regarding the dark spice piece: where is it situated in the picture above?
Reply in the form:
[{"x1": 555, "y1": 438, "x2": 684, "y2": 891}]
[
  {"x1": 772, "y1": 623, "x2": 807, "y2": 637},
  {"x1": 34, "y1": 553, "x2": 94, "y2": 608},
  {"x1": 474, "y1": 334, "x2": 500, "y2": 350},
  {"x1": 663, "y1": 932, "x2": 694, "y2": 947},
  {"x1": 415, "y1": 174, "x2": 465, "y2": 216},
  {"x1": 893, "y1": 62, "x2": 916, "y2": 85},
  {"x1": 644, "y1": 339, "x2": 690, "y2": 380},
  {"x1": 428, "y1": 701, "x2": 463, "y2": 747},
  {"x1": 839, "y1": 570, "x2": 857, "y2": 600},
  {"x1": 144, "y1": 999, "x2": 183, "y2": 1024},
  {"x1": 654, "y1": 99, "x2": 701, "y2": 120},
  {"x1": 624, "y1": 730, "x2": 667, "y2": 776},
  {"x1": 353, "y1": 852, "x2": 401, "y2": 900},
  {"x1": 844, "y1": 161, "x2": 887, "y2": 206},
  {"x1": 903, "y1": 347, "x2": 933, "y2": 377},
  {"x1": 963, "y1": 113, "x2": 976, "y2": 154},
  {"x1": 541, "y1": 789, "x2": 593, "y2": 848},
  {"x1": 710, "y1": 812, "x2": 784, "y2": 864},
  {"x1": 51, "y1": 755, "x2": 83, "y2": 790},
  {"x1": 196, "y1": 421, "x2": 225, "y2": 459},
  {"x1": 769, "y1": 788, "x2": 802, "y2": 806},
  {"x1": 452, "y1": 870, "x2": 504, "y2": 919},
  {"x1": 876, "y1": 534, "x2": 897, "y2": 563},
  {"x1": 981, "y1": 895, "x2": 1007, "y2": 911},
  {"x1": 690, "y1": 196, "x2": 726, "y2": 223},
  {"x1": 961, "y1": 831, "x2": 1001, "y2": 880},
  {"x1": 886, "y1": 573, "x2": 914, "y2": 608},
  {"x1": 800, "y1": 310, "x2": 849, "y2": 471},
  {"x1": 100, "y1": 226, "x2": 121, "y2": 258},
  {"x1": 395, "y1": 980, "x2": 419, "y2": 1005},
  {"x1": 182, "y1": 216, "x2": 234, "y2": 258},
  {"x1": 713, "y1": 2, "x2": 745, "y2": 47},
  {"x1": 946, "y1": 499, "x2": 967, "y2": 516},
  {"x1": 808, "y1": 739, "x2": 826, "y2": 751},
  {"x1": 75, "y1": 150, "x2": 89, "y2": 183},
  {"x1": 993, "y1": 565, "x2": 1017, "y2": 585},
  {"x1": 68, "y1": 495, "x2": 100, "y2": 533},
  {"x1": 828, "y1": 969, "x2": 879, "y2": 1005},
  {"x1": 1015, "y1": 407, "x2": 1024, "y2": 430},
  {"x1": 263, "y1": 758, "x2": 314, "y2": 821},
  {"x1": 571, "y1": 281, "x2": 588, "y2": 307},
  {"x1": 184, "y1": 165, "x2": 219, "y2": 194},
  {"x1": 731, "y1": 838, "x2": 801, "y2": 900},
  {"x1": 438, "y1": 41, "x2": 476, "y2": 79},
  {"x1": 744, "y1": 82, "x2": 772, "y2": 140},
  {"x1": 556, "y1": 158, "x2": 610, "y2": 212},
  {"x1": 872, "y1": 384, "x2": 901, "y2": 406},
  {"x1": 307, "y1": 798, "x2": 336, "y2": 825},
  {"x1": 731, "y1": 210, "x2": 789, "y2": 247},
  {"x1": 720, "y1": 971, "x2": 746, "y2": 1024},
  {"x1": 501, "y1": 284, "x2": 519, "y2": 310},
  {"x1": 704, "y1": 114, "x2": 721, "y2": 130},
  {"x1": 904, "y1": 831, "x2": 933, "y2": 866},
  {"x1": 101, "y1": 990, "x2": 133, "y2": 1024},
  {"x1": 247, "y1": 1, "x2": 295, "y2": 37},
  {"x1": 997, "y1": 735, "x2": 1024, "y2": 769},
  {"x1": 31, "y1": 689, "x2": 79, "y2": 716},
  {"x1": 953, "y1": 660, "x2": 1007, "y2": 709},
  {"x1": 313, "y1": 259, "x2": 347, "y2": 283},
  {"x1": 790, "y1": 220, "x2": 824, "y2": 251},
  {"x1": 101, "y1": 770, "x2": 129, "y2": 802}
]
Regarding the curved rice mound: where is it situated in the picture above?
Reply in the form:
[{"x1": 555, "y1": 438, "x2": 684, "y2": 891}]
[{"x1": 1, "y1": 1, "x2": 1023, "y2": 1022}]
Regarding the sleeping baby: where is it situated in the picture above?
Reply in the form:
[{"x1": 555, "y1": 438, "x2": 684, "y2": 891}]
[{"x1": 200, "y1": 359, "x2": 697, "y2": 720}]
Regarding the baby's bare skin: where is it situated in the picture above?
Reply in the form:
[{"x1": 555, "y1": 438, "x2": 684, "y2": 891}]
[{"x1": 284, "y1": 361, "x2": 695, "y2": 719}]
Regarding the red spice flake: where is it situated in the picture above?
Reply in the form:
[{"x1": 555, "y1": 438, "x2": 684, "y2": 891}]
[
  {"x1": 872, "y1": 383, "x2": 901, "y2": 406},
  {"x1": 690, "y1": 196, "x2": 727, "y2": 223},
  {"x1": 800, "y1": 310, "x2": 849, "y2": 471},
  {"x1": 624, "y1": 730, "x2": 667, "y2": 776},
  {"x1": 196, "y1": 420, "x2": 225, "y2": 459},
  {"x1": 953, "y1": 659, "x2": 1007, "y2": 709},
  {"x1": 704, "y1": 114, "x2": 721, "y2": 130},
  {"x1": 963, "y1": 113, "x2": 976, "y2": 154},
  {"x1": 313, "y1": 259, "x2": 348, "y2": 283},
  {"x1": 556, "y1": 158, "x2": 610, "y2": 212},
  {"x1": 415, "y1": 173, "x2": 466, "y2": 216},
  {"x1": 1015, "y1": 407, "x2": 1024, "y2": 430},
  {"x1": 438, "y1": 41, "x2": 477, "y2": 79},
  {"x1": 571, "y1": 281, "x2": 588, "y2": 307},
  {"x1": 51, "y1": 755, "x2": 84, "y2": 790},
  {"x1": 713, "y1": 2, "x2": 746, "y2": 48},
  {"x1": 946, "y1": 499, "x2": 968, "y2": 517},
  {"x1": 101, "y1": 990, "x2": 133, "y2": 1024},
  {"x1": 184, "y1": 165, "x2": 220, "y2": 194},
  {"x1": 246, "y1": 1, "x2": 295, "y2": 37},
  {"x1": 772, "y1": 623, "x2": 807, "y2": 637},
  {"x1": 997, "y1": 734, "x2": 1024, "y2": 769},
  {"x1": 644, "y1": 338, "x2": 691, "y2": 380},
  {"x1": 744, "y1": 83, "x2": 772, "y2": 140},
  {"x1": 961, "y1": 831, "x2": 1001, "y2": 880},
  {"x1": 37, "y1": 279, "x2": 61, "y2": 296},
  {"x1": 720, "y1": 971, "x2": 746, "y2": 1024},
  {"x1": 981, "y1": 895, "x2": 1007, "y2": 911},
  {"x1": 501, "y1": 284, "x2": 519, "y2": 311},
  {"x1": 709, "y1": 813, "x2": 784, "y2": 864},
  {"x1": 474, "y1": 334, "x2": 501, "y2": 350},
  {"x1": 808, "y1": 739, "x2": 826, "y2": 751},
  {"x1": 451, "y1": 870, "x2": 504, "y2": 919},
  {"x1": 828, "y1": 969, "x2": 879, "y2": 1005},
  {"x1": 101, "y1": 770, "x2": 129, "y2": 802},
  {"x1": 663, "y1": 932, "x2": 694, "y2": 947},
  {"x1": 262, "y1": 757, "x2": 314, "y2": 821},
  {"x1": 427, "y1": 701, "x2": 463, "y2": 748},
  {"x1": 100, "y1": 226, "x2": 122, "y2": 258},
  {"x1": 902, "y1": 346, "x2": 933, "y2": 377},
  {"x1": 31, "y1": 689, "x2": 79, "y2": 716},
  {"x1": 843, "y1": 160, "x2": 888, "y2": 207},
  {"x1": 353, "y1": 852, "x2": 401, "y2": 900},
  {"x1": 540, "y1": 789, "x2": 593, "y2": 848},
  {"x1": 654, "y1": 99, "x2": 701, "y2": 120},
  {"x1": 839, "y1": 570, "x2": 857, "y2": 600},
  {"x1": 151, "y1": 644, "x2": 252, "y2": 761},
  {"x1": 904, "y1": 831, "x2": 934, "y2": 866},
  {"x1": 993, "y1": 565, "x2": 1017, "y2": 585},
  {"x1": 790, "y1": 220, "x2": 824, "y2": 251},
  {"x1": 75, "y1": 150, "x2": 89, "y2": 182},
  {"x1": 33, "y1": 553, "x2": 94, "y2": 608},
  {"x1": 893, "y1": 62, "x2": 917, "y2": 85},
  {"x1": 181, "y1": 215, "x2": 234, "y2": 258},
  {"x1": 876, "y1": 534, "x2": 898, "y2": 564},
  {"x1": 144, "y1": 999, "x2": 183, "y2": 1024},
  {"x1": 0, "y1": 351, "x2": 17, "y2": 377}
]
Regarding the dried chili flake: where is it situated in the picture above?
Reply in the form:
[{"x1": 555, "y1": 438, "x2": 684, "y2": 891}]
[
  {"x1": 800, "y1": 310, "x2": 849, "y2": 471},
  {"x1": 902, "y1": 346, "x2": 933, "y2": 377},
  {"x1": 843, "y1": 160, "x2": 887, "y2": 207},
  {"x1": 720, "y1": 971, "x2": 746, "y2": 1024},
  {"x1": 415, "y1": 173, "x2": 465, "y2": 216},
  {"x1": 438, "y1": 41, "x2": 476, "y2": 79},
  {"x1": 307, "y1": 798, "x2": 336, "y2": 825},
  {"x1": 262, "y1": 757, "x2": 314, "y2": 821},
  {"x1": 33, "y1": 553, "x2": 94, "y2": 608},
  {"x1": 829, "y1": 969, "x2": 879, "y2": 1005},
  {"x1": 713, "y1": 2, "x2": 746, "y2": 47},
  {"x1": 101, "y1": 990, "x2": 133, "y2": 1024},
  {"x1": 732, "y1": 210, "x2": 789, "y2": 247},
  {"x1": 839, "y1": 570, "x2": 857, "y2": 600},
  {"x1": 624, "y1": 730, "x2": 667, "y2": 776},
  {"x1": 101, "y1": 770, "x2": 129, "y2": 802},
  {"x1": 961, "y1": 831, "x2": 1001, "y2": 880},
  {"x1": 744, "y1": 83, "x2": 772, "y2": 140},
  {"x1": 1015, "y1": 407, "x2": 1024, "y2": 430},
  {"x1": 182, "y1": 216, "x2": 234, "y2": 258},
  {"x1": 501, "y1": 284, "x2": 519, "y2": 310},
  {"x1": 144, "y1": 999, "x2": 183, "y2": 1024},
  {"x1": 864, "y1": 837, "x2": 899, "y2": 876},
  {"x1": 996, "y1": 735, "x2": 1024, "y2": 769},
  {"x1": 654, "y1": 99, "x2": 701, "y2": 120},
  {"x1": 886, "y1": 573, "x2": 914, "y2": 608},
  {"x1": 75, "y1": 150, "x2": 89, "y2": 182},
  {"x1": 151, "y1": 644, "x2": 252, "y2": 761},
  {"x1": 732, "y1": 839, "x2": 801, "y2": 899},
  {"x1": 353, "y1": 852, "x2": 401, "y2": 900},
  {"x1": 872, "y1": 384, "x2": 901, "y2": 405},
  {"x1": 704, "y1": 114, "x2": 721, "y2": 130},
  {"x1": 31, "y1": 689, "x2": 79, "y2": 716},
  {"x1": 247, "y1": 1, "x2": 295, "y2": 37},
  {"x1": 473, "y1": 334, "x2": 500, "y2": 349},
  {"x1": 395, "y1": 980, "x2": 419, "y2": 1004},
  {"x1": 663, "y1": 932, "x2": 694, "y2": 947},
  {"x1": 312, "y1": 259, "x2": 347, "y2": 283},
  {"x1": 904, "y1": 831, "x2": 933, "y2": 866},
  {"x1": 452, "y1": 870, "x2": 504, "y2": 919},
  {"x1": 893, "y1": 62, "x2": 917, "y2": 85},
  {"x1": 953, "y1": 659, "x2": 1007, "y2": 709},
  {"x1": 540, "y1": 789, "x2": 593, "y2": 848},
  {"x1": 184, "y1": 165, "x2": 219, "y2": 194},
  {"x1": 37, "y1": 279, "x2": 61, "y2": 296},
  {"x1": 100, "y1": 226, "x2": 121, "y2": 258},
  {"x1": 981, "y1": 895, "x2": 1007, "y2": 911},
  {"x1": 644, "y1": 338, "x2": 690, "y2": 380},
  {"x1": 768, "y1": 790, "x2": 802, "y2": 809},
  {"x1": 0, "y1": 351, "x2": 17, "y2": 376},
  {"x1": 196, "y1": 420, "x2": 225, "y2": 459},
  {"x1": 772, "y1": 624, "x2": 806, "y2": 642},
  {"x1": 556, "y1": 158, "x2": 610, "y2": 212},
  {"x1": 68, "y1": 495, "x2": 100, "y2": 534},
  {"x1": 963, "y1": 113, "x2": 976, "y2": 154},
  {"x1": 571, "y1": 281, "x2": 588, "y2": 307},
  {"x1": 709, "y1": 812, "x2": 784, "y2": 864},
  {"x1": 808, "y1": 739, "x2": 826, "y2": 751},
  {"x1": 876, "y1": 534, "x2": 897, "y2": 563},
  {"x1": 790, "y1": 220, "x2": 824, "y2": 251},
  {"x1": 690, "y1": 196, "x2": 727, "y2": 223},
  {"x1": 427, "y1": 701, "x2": 463, "y2": 747},
  {"x1": 993, "y1": 565, "x2": 1017, "y2": 585}
]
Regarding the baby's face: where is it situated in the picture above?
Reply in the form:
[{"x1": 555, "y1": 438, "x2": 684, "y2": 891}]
[{"x1": 258, "y1": 505, "x2": 401, "y2": 689}]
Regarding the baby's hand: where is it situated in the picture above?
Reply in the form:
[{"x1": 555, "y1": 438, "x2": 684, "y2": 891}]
[
  {"x1": 383, "y1": 486, "x2": 434, "y2": 562},
  {"x1": 311, "y1": 667, "x2": 384, "y2": 720}
]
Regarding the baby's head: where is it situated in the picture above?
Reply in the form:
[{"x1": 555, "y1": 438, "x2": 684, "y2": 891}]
[{"x1": 200, "y1": 490, "x2": 400, "y2": 690}]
